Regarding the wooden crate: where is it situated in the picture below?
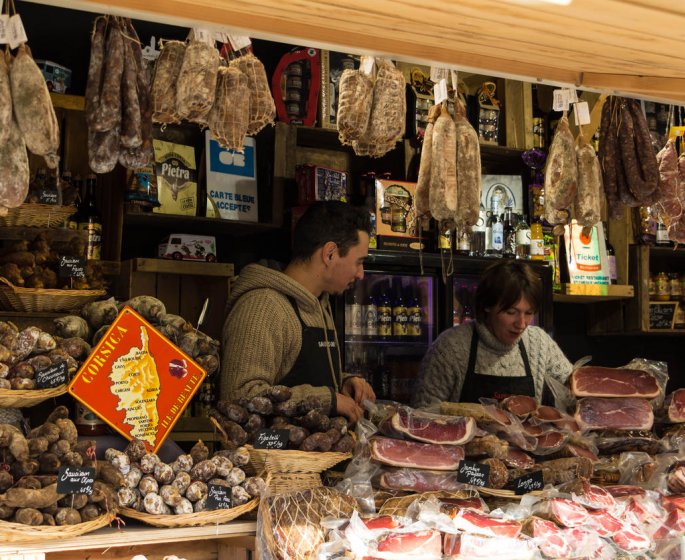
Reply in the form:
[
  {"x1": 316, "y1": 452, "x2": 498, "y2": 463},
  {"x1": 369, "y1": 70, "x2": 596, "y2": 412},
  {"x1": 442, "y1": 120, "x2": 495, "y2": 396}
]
[{"x1": 115, "y1": 258, "x2": 234, "y2": 340}]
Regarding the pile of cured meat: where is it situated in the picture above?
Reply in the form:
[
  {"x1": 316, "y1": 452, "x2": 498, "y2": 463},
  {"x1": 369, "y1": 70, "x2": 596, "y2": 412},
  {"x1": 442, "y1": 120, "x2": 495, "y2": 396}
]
[
  {"x1": 85, "y1": 18, "x2": 275, "y2": 173},
  {"x1": 0, "y1": 42, "x2": 60, "y2": 211},
  {"x1": 336, "y1": 58, "x2": 405, "y2": 158},
  {"x1": 414, "y1": 99, "x2": 482, "y2": 231}
]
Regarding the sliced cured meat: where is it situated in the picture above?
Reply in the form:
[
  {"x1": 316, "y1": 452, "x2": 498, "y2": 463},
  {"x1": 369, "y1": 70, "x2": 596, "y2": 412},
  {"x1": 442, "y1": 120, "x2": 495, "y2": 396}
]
[
  {"x1": 532, "y1": 406, "x2": 563, "y2": 422},
  {"x1": 534, "y1": 498, "x2": 589, "y2": 528},
  {"x1": 376, "y1": 529, "x2": 442, "y2": 558},
  {"x1": 574, "y1": 397, "x2": 654, "y2": 431},
  {"x1": 521, "y1": 421, "x2": 544, "y2": 437},
  {"x1": 505, "y1": 448, "x2": 535, "y2": 470},
  {"x1": 538, "y1": 457, "x2": 593, "y2": 484},
  {"x1": 553, "y1": 418, "x2": 580, "y2": 432},
  {"x1": 452, "y1": 508, "x2": 522, "y2": 538},
  {"x1": 666, "y1": 388, "x2": 685, "y2": 422},
  {"x1": 605, "y1": 485, "x2": 646, "y2": 500},
  {"x1": 559, "y1": 479, "x2": 616, "y2": 511},
  {"x1": 661, "y1": 494, "x2": 685, "y2": 512},
  {"x1": 370, "y1": 437, "x2": 464, "y2": 470},
  {"x1": 653, "y1": 508, "x2": 685, "y2": 540},
  {"x1": 667, "y1": 461, "x2": 685, "y2": 494},
  {"x1": 501, "y1": 395, "x2": 538, "y2": 417},
  {"x1": 533, "y1": 430, "x2": 567, "y2": 455},
  {"x1": 440, "y1": 402, "x2": 493, "y2": 424},
  {"x1": 565, "y1": 527, "x2": 607, "y2": 559},
  {"x1": 449, "y1": 533, "x2": 537, "y2": 560},
  {"x1": 363, "y1": 515, "x2": 402, "y2": 530},
  {"x1": 378, "y1": 469, "x2": 464, "y2": 493},
  {"x1": 612, "y1": 523, "x2": 651, "y2": 553},
  {"x1": 559, "y1": 443, "x2": 599, "y2": 463},
  {"x1": 585, "y1": 509, "x2": 623, "y2": 537},
  {"x1": 390, "y1": 406, "x2": 476, "y2": 445},
  {"x1": 623, "y1": 495, "x2": 666, "y2": 525},
  {"x1": 570, "y1": 366, "x2": 660, "y2": 398},
  {"x1": 522, "y1": 517, "x2": 572, "y2": 559},
  {"x1": 439, "y1": 496, "x2": 488, "y2": 516}
]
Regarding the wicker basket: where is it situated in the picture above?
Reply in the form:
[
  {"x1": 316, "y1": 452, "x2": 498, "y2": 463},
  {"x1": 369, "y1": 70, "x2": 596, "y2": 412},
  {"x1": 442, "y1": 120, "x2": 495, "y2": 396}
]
[
  {"x1": 0, "y1": 511, "x2": 115, "y2": 543},
  {"x1": 247, "y1": 445, "x2": 351, "y2": 474},
  {"x1": 120, "y1": 497, "x2": 258, "y2": 527},
  {"x1": 0, "y1": 204, "x2": 76, "y2": 228},
  {"x1": 0, "y1": 385, "x2": 67, "y2": 408},
  {"x1": 264, "y1": 472, "x2": 322, "y2": 494},
  {"x1": 0, "y1": 277, "x2": 106, "y2": 313}
]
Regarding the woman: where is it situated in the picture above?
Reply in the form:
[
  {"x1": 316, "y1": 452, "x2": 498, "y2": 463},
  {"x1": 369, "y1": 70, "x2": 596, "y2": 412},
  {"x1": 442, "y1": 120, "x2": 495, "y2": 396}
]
[{"x1": 413, "y1": 260, "x2": 572, "y2": 407}]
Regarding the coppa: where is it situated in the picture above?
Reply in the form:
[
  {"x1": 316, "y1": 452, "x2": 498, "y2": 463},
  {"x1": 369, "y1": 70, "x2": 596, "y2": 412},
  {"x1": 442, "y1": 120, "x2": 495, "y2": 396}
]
[{"x1": 81, "y1": 325, "x2": 128, "y2": 383}]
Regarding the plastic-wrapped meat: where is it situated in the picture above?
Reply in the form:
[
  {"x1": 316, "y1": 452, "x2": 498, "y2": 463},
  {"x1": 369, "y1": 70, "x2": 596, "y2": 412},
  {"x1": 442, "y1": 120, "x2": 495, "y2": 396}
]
[
  {"x1": 662, "y1": 494, "x2": 685, "y2": 512},
  {"x1": 605, "y1": 485, "x2": 646, "y2": 500},
  {"x1": 557, "y1": 442, "x2": 599, "y2": 462},
  {"x1": 448, "y1": 533, "x2": 537, "y2": 560},
  {"x1": 522, "y1": 517, "x2": 572, "y2": 559},
  {"x1": 509, "y1": 457, "x2": 593, "y2": 486},
  {"x1": 570, "y1": 365, "x2": 660, "y2": 398},
  {"x1": 594, "y1": 429, "x2": 661, "y2": 455},
  {"x1": 369, "y1": 436, "x2": 464, "y2": 470},
  {"x1": 612, "y1": 523, "x2": 651, "y2": 553},
  {"x1": 667, "y1": 461, "x2": 685, "y2": 494},
  {"x1": 451, "y1": 508, "x2": 522, "y2": 538},
  {"x1": 363, "y1": 515, "x2": 403, "y2": 530},
  {"x1": 653, "y1": 508, "x2": 685, "y2": 540},
  {"x1": 558, "y1": 479, "x2": 616, "y2": 511},
  {"x1": 655, "y1": 139, "x2": 682, "y2": 225},
  {"x1": 501, "y1": 395, "x2": 538, "y2": 418},
  {"x1": 533, "y1": 430, "x2": 567, "y2": 456},
  {"x1": 585, "y1": 509, "x2": 623, "y2": 537},
  {"x1": 543, "y1": 116, "x2": 577, "y2": 227},
  {"x1": 505, "y1": 448, "x2": 535, "y2": 469},
  {"x1": 622, "y1": 494, "x2": 666, "y2": 526},
  {"x1": 565, "y1": 527, "x2": 609, "y2": 559},
  {"x1": 575, "y1": 397, "x2": 654, "y2": 431},
  {"x1": 439, "y1": 496, "x2": 488, "y2": 517},
  {"x1": 479, "y1": 457, "x2": 508, "y2": 489},
  {"x1": 533, "y1": 498, "x2": 589, "y2": 528},
  {"x1": 375, "y1": 529, "x2": 442, "y2": 559},
  {"x1": 378, "y1": 468, "x2": 464, "y2": 493},
  {"x1": 390, "y1": 406, "x2": 475, "y2": 445},
  {"x1": 531, "y1": 405, "x2": 563, "y2": 422},
  {"x1": 666, "y1": 388, "x2": 685, "y2": 422}
]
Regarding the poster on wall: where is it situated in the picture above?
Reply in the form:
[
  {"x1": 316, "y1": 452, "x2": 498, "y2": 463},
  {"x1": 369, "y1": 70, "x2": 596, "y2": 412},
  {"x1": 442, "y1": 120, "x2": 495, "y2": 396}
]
[
  {"x1": 481, "y1": 175, "x2": 523, "y2": 214},
  {"x1": 205, "y1": 132, "x2": 258, "y2": 222}
]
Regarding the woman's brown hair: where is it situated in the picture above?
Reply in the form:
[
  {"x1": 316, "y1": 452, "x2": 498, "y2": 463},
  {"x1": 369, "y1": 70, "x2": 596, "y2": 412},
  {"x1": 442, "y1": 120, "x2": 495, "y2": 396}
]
[{"x1": 475, "y1": 260, "x2": 542, "y2": 322}]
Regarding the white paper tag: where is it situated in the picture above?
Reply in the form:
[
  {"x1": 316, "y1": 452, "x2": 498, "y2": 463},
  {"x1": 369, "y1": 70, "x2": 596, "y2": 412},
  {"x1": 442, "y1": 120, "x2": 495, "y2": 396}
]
[
  {"x1": 566, "y1": 88, "x2": 578, "y2": 103},
  {"x1": 434, "y1": 79, "x2": 448, "y2": 104},
  {"x1": 0, "y1": 15, "x2": 9, "y2": 45},
  {"x1": 227, "y1": 34, "x2": 252, "y2": 51},
  {"x1": 430, "y1": 66, "x2": 449, "y2": 84},
  {"x1": 573, "y1": 101, "x2": 591, "y2": 126},
  {"x1": 190, "y1": 28, "x2": 213, "y2": 45},
  {"x1": 141, "y1": 35, "x2": 160, "y2": 62},
  {"x1": 553, "y1": 89, "x2": 570, "y2": 112},
  {"x1": 213, "y1": 31, "x2": 228, "y2": 44},
  {"x1": 450, "y1": 69, "x2": 458, "y2": 92},
  {"x1": 359, "y1": 55, "x2": 374, "y2": 76},
  {"x1": 7, "y1": 14, "x2": 28, "y2": 49}
]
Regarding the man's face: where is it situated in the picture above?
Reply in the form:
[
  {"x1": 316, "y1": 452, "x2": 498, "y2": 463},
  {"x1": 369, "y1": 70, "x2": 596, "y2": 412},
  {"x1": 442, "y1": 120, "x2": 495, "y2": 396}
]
[{"x1": 327, "y1": 231, "x2": 369, "y2": 295}]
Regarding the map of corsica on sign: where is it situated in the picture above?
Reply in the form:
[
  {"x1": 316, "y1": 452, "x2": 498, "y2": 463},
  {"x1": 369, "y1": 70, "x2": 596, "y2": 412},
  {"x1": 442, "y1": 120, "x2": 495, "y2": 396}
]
[{"x1": 67, "y1": 306, "x2": 206, "y2": 452}]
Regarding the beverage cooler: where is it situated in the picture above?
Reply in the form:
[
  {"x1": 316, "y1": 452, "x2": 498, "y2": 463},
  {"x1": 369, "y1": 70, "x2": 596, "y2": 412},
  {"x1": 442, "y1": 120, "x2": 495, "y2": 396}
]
[{"x1": 333, "y1": 252, "x2": 555, "y2": 405}]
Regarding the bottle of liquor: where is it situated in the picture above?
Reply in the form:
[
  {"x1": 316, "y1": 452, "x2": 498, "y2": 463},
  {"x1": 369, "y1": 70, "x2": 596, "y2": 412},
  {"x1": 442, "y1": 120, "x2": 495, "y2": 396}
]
[
  {"x1": 515, "y1": 214, "x2": 531, "y2": 259},
  {"x1": 471, "y1": 203, "x2": 487, "y2": 256},
  {"x1": 377, "y1": 285, "x2": 393, "y2": 340},
  {"x1": 437, "y1": 222, "x2": 453, "y2": 252},
  {"x1": 392, "y1": 281, "x2": 408, "y2": 339},
  {"x1": 529, "y1": 219, "x2": 545, "y2": 261},
  {"x1": 406, "y1": 285, "x2": 422, "y2": 339},
  {"x1": 486, "y1": 199, "x2": 503, "y2": 256},
  {"x1": 656, "y1": 219, "x2": 671, "y2": 246},
  {"x1": 348, "y1": 290, "x2": 363, "y2": 340},
  {"x1": 363, "y1": 290, "x2": 378, "y2": 340},
  {"x1": 603, "y1": 223, "x2": 618, "y2": 285},
  {"x1": 532, "y1": 84, "x2": 546, "y2": 149},
  {"x1": 456, "y1": 228, "x2": 471, "y2": 256},
  {"x1": 502, "y1": 206, "x2": 516, "y2": 258},
  {"x1": 77, "y1": 174, "x2": 103, "y2": 260}
]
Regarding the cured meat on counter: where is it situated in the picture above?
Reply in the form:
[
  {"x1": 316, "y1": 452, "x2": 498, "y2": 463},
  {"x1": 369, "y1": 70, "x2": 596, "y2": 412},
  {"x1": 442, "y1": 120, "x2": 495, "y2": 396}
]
[
  {"x1": 558, "y1": 479, "x2": 616, "y2": 511},
  {"x1": 575, "y1": 397, "x2": 654, "y2": 431},
  {"x1": 570, "y1": 366, "x2": 660, "y2": 398},
  {"x1": 447, "y1": 533, "x2": 538, "y2": 560},
  {"x1": 585, "y1": 509, "x2": 623, "y2": 537},
  {"x1": 390, "y1": 406, "x2": 475, "y2": 445},
  {"x1": 533, "y1": 497, "x2": 589, "y2": 528},
  {"x1": 378, "y1": 468, "x2": 464, "y2": 493},
  {"x1": 375, "y1": 529, "x2": 442, "y2": 559},
  {"x1": 501, "y1": 395, "x2": 538, "y2": 418},
  {"x1": 666, "y1": 388, "x2": 685, "y2": 422},
  {"x1": 451, "y1": 508, "x2": 522, "y2": 539},
  {"x1": 521, "y1": 517, "x2": 572, "y2": 559},
  {"x1": 611, "y1": 523, "x2": 651, "y2": 553},
  {"x1": 369, "y1": 437, "x2": 464, "y2": 470}
]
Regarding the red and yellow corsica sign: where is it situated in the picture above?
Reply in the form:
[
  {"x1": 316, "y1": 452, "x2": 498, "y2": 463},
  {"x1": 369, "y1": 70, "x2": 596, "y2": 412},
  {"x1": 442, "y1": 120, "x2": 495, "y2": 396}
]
[{"x1": 68, "y1": 306, "x2": 206, "y2": 452}]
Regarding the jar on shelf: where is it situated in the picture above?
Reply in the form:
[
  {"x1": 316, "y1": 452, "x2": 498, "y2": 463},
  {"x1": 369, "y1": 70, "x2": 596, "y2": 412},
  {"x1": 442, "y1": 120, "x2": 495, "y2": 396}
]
[
  {"x1": 675, "y1": 304, "x2": 685, "y2": 329},
  {"x1": 655, "y1": 272, "x2": 671, "y2": 301},
  {"x1": 670, "y1": 273, "x2": 682, "y2": 301},
  {"x1": 648, "y1": 275, "x2": 657, "y2": 299}
]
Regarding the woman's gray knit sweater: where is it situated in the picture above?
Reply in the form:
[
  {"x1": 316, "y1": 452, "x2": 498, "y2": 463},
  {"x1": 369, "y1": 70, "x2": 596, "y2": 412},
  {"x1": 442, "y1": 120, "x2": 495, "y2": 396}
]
[{"x1": 412, "y1": 322, "x2": 572, "y2": 407}]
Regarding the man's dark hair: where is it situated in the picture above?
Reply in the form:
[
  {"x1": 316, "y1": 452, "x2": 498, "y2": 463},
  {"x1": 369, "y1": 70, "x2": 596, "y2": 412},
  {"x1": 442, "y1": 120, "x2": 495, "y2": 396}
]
[
  {"x1": 475, "y1": 260, "x2": 542, "y2": 322},
  {"x1": 292, "y1": 201, "x2": 371, "y2": 262}
]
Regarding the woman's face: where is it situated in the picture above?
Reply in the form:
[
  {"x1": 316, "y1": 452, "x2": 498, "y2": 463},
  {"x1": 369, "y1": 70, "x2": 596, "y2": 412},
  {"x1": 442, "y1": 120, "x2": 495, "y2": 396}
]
[{"x1": 487, "y1": 297, "x2": 535, "y2": 345}]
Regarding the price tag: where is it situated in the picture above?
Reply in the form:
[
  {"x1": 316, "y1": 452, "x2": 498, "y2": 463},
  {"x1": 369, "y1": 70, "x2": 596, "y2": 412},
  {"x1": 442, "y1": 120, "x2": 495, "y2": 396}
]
[
  {"x1": 253, "y1": 429, "x2": 289, "y2": 450},
  {"x1": 359, "y1": 56, "x2": 375, "y2": 76},
  {"x1": 213, "y1": 31, "x2": 228, "y2": 44},
  {"x1": 573, "y1": 101, "x2": 591, "y2": 126},
  {"x1": 190, "y1": 28, "x2": 213, "y2": 45},
  {"x1": 508, "y1": 470, "x2": 544, "y2": 495},
  {"x1": 456, "y1": 460, "x2": 490, "y2": 487},
  {"x1": 38, "y1": 189, "x2": 59, "y2": 205},
  {"x1": 227, "y1": 34, "x2": 252, "y2": 51},
  {"x1": 0, "y1": 15, "x2": 9, "y2": 45},
  {"x1": 58, "y1": 256, "x2": 86, "y2": 279},
  {"x1": 552, "y1": 89, "x2": 570, "y2": 112},
  {"x1": 566, "y1": 88, "x2": 578, "y2": 103},
  {"x1": 434, "y1": 79, "x2": 448, "y2": 104},
  {"x1": 36, "y1": 362, "x2": 68, "y2": 389},
  {"x1": 57, "y1": 466, "x2": 95, "y2": 495},
  {"x1": 7, "y1": 14, "x2": 28, "y2": 50},
  {"x1": 648, "y1": 302, "x2": 677, "y2": 329},
  {"x1": 206, "y1": 483, "x2": 233, "y2": 510}
]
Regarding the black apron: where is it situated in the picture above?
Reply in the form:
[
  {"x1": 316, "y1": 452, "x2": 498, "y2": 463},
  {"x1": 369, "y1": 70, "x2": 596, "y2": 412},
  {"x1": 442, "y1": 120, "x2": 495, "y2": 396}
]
[
  {"x1": 459, "y1": 323, "x2": 552, "y2": 405},
  {"x1": 279, "y1": 296, "x2": 341, "y2": 390}
]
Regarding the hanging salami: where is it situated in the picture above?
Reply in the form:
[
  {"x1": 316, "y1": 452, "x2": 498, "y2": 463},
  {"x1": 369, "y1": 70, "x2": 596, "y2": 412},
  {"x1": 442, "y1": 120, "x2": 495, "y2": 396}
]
[
  {"x1": 92, "y1": 18, "x2": 124, "y2": 133},
  {"x1": 415, "y1": 104, "x2": 441, "y2": 219},
  {"x1": 176, "y1": 40, "x2": 220, "y2": 127},
  {"x1": 151, "y1": 40, "x2": 186, "y2": 124},
  {"x1": 209, "y1": 65, "x2": 251, "y2": 151},
  {"x1": 0, "y1": 52, "x2": 12, "y2": 146},
  {"x1": 336, "y1": 69, "x2": 373, "y2": 146},
  {"x1": 0, "y1": 117, "x2": 30, "y2": 211},
  {"x1": 233, "y1": 53, "x2": 276, "y2": 135},
  {"x1": 544, "y1": 116, "x2": 577, "y2": 228},
  {"x1": 574, "y1": 133, "x2": 603, "y2": 229},
  {"x1": 454, "y1": 98, "x2": 481, "y2": 229},
  {"x1": 429, "y1": 103, "x2": 457, "y2": 223}
]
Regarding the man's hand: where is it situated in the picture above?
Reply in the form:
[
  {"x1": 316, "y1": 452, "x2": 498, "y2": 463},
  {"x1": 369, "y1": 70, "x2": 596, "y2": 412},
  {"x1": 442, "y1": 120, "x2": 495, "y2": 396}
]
[
  {"x1": 336, "y1": 393, "x2": 363, "y2": 424},
  {"x1": 342, "y1": 376, "x2": 376, "y2": 405}
]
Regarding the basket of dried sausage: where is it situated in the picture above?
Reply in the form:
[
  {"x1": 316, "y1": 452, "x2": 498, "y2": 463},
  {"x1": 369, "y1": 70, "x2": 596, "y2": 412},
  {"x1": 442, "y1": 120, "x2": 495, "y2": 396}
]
[
  {"x1": 0, "y1": 511, "x2": 116, "y2": 543},
  {"x1": 0, "y1": 385, "x2": 67, "y2": 409},
  {"x1": 0, "y1": 277, "x2": 106, "y2": 313},
  {"x1": 120, "y1": 497, "x2": 258, "y2": 528}
]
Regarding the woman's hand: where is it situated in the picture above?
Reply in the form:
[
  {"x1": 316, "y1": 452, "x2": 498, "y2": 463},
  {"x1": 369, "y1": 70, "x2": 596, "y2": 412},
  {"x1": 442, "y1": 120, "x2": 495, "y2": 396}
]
[{"x1": 342, "y1": 376, "x2": 376, "y2": 405}]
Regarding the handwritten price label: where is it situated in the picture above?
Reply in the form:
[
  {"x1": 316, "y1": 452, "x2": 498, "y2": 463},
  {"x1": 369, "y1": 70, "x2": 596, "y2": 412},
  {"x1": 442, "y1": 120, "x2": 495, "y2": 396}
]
[
  {"x1": 253, "y1": 429, "x2": 289, "y2": 450},
  {"x1": 457, "y1": 460, "x2": 489, "y2": 488},
  {"x1": 57, "y1": 466, "x2": 95, "y2": 495}
]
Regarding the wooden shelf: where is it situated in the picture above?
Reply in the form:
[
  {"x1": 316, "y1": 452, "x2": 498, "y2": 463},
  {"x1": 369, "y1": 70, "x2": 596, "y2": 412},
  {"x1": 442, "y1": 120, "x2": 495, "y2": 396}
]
[
  {"x1": 128, "y1": 257, "x2": 234, "y2": 277},
  {"x1": 0, "y1": 520, "x2": 256, "y2": 555},
  {"x1": 50, "y1": 92, "x2": 85, "y2": 112},
  {"x1": 554, "y1": 283, "x2": 634, "y2": 303},
  {"x1": 123, "y1": 213, "x2": 281, "y2": 237},
  {"x1": 0, "y1": 226, "x2": 85, "y2": 241}
]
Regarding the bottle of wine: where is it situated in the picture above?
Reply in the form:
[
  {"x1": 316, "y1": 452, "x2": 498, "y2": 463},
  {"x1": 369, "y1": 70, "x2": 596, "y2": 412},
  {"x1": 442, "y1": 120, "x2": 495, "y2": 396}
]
[
  {"x1": 515, "y1": 214, "x2": 531, "y2": 259},
  {"x1": 502, "y1": 206, "x2": 516, "y2": 258},
  {"x1": 603, "y1": 223, "x2": 618, "y2": 285},
  {"x1": 77, "y1": 174, "x2": 102, "y2": 260}
]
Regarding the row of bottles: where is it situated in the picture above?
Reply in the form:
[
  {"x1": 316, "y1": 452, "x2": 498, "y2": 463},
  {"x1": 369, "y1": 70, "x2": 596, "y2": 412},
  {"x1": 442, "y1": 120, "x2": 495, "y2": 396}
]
[
  {"x1": 345, "y1": 279, "x2": 425, "y2": 341},
  {"x1": 66, "y1": 174, "x2": 103, "y2": 260},
  {"x1": 346, "y1": 345, "x2": 419, "y2": 402}
]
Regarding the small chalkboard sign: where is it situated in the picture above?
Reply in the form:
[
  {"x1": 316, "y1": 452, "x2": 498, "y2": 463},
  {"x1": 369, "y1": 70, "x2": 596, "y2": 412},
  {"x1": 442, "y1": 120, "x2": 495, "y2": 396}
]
[
  {"x1": 507, "y1": 470, "x2": 544, "y2": 495},
  {"x1": 38, "y1": 189, "x2": 59, "y2": 205},
  {"x1": 35, "y1": 362, "x2": 68, "y2": 389},
  {"x1": 253, "y1": 429, "x2": 289, "y2": 450},
  {"x1": 456, "y1": 460, "x2": 490, "y2": 487},
  {"x1": 206, "y1": 483, "x2": 233, "y2": 510},
  {"x1": 57, "y1": 466, "x2": 95, "y2": 495},
  {"x1": 58, "y1": 256, "x2": 86, "y2": 279},
  {"x1": 648, "y1": 302, "x2": 677, "y2": 330}
]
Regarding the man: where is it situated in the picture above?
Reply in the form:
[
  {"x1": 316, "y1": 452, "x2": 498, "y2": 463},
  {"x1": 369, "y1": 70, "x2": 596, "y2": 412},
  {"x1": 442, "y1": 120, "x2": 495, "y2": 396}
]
[{"x1": 220, "y1": 201, "x2": 375, "y2": 423}]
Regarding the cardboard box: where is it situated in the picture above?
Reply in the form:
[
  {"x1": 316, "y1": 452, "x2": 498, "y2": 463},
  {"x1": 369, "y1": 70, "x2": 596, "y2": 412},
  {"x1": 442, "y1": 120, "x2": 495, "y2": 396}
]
[
  {"x1": 205, "y1": 132, "x2": 258, "y2": 222},
  {"x1": 375, "y1": 179, "x2": 425, "y2": 251},
  {"x1": 296, "y1": 165, "x2": 348, "y2": 205},
  {"x1": 152, "y1": 140, "x2": 198, "y2": 216}
]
